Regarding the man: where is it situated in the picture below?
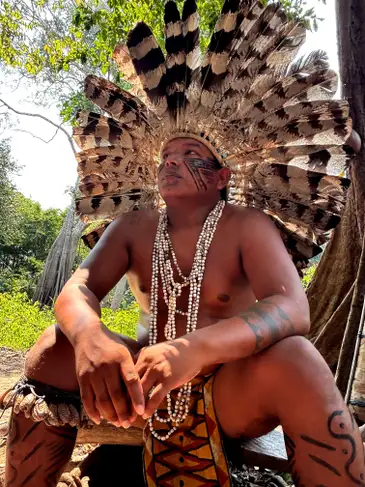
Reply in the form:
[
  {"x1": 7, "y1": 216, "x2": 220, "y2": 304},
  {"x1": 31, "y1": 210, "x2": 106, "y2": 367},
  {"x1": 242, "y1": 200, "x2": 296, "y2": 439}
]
[
  {"x1": 4, "y1": 135, "x2": 365, "y2": 487},
  {"x1": 3, "y1": 0, "x2": 365, "y2": 485}
]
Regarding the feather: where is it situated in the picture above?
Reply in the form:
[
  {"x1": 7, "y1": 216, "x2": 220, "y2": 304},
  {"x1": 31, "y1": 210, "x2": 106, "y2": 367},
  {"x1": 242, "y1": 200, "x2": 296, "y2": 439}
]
[
  {"x1": 82, "y1": 223, "x2": 111, "y2": 250},
  {"x1": 164, "y1": 0, "x2": 186, "y2": 126},
  {"x1": 112, "y1": 44, "x2": 146, "y2": 99},
  {"x1": 249, "y1": 100, "x2": 349, "y2": 136},
  {"x1": 246, "y1": 190, "x2": 341, "y2": 232},
  {"x1": 84, "y1": 75, "x2": 150, "y2": 125},
  {"x1": 182, "y1": 0, "x2": 200, "y2": 79},
  {"x1": 73, "y1": 112, "x2": 133, "y2": 150},
  {"x1": 200, "y1": 0, "x2": 242, "y2": 94},
  {"x1": 252, "y1": 163, "x2": 349, "y2": 213},
  {"x1": 182, "y1": 0, "x2": 201, "y2": 109},
  {"x1": 234, "y1": 66, "x2": 339, "y2": 120},
  {"x1": 244, "y1": 145, "x2": 351, "y2": 176},
  {"x1": 286, "y1": 49, "x2": 329, "y2": 76},
  {"x1": 76, "y1": 191, "x2": 143, "y2": 222},
  {"x1": 127, "y1": 22, "x2": 167, "y2": 115}
]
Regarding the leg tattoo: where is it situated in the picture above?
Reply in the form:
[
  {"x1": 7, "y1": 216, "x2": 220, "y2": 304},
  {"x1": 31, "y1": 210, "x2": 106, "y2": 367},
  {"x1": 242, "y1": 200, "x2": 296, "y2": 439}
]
[
  {"x1": 284, "y1": 409, "x2": 365, "y2": 486},
  {"x1": 5, "y1": 412, "x2": 76, "y2": 487}
]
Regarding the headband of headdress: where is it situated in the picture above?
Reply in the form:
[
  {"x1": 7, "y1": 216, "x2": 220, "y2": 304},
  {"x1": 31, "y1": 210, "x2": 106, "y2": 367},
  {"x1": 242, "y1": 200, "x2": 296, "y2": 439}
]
[{"x1": 73, "y1": 0, "x2": 354, "y2": 271}]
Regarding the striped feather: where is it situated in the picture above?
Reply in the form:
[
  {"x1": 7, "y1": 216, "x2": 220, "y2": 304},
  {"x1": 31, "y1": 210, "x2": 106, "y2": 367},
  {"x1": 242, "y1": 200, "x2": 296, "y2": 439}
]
[
  {"x1": 164, "y1": 0, "x2": 186, "y2": 126},
  {"x1": 255, "y1": 117, "x2": 351, "y2": 147},
  {"x1": 76, "y1": 191, "x2": 143, "y2": 222},
  {"x1": 127, "y1": 22, "x2": 167, "y2": 115},
  {"x1": 112, "y1": 44, "x2": 146, "y2": 98},
  {"x1": 249, "y1": 100, "x2": 349, "y2": 136},
  {"x1": 182, "y1": 0, "x2": 200, "y2": 77},
  {"x1": 252, "y1": 164, "x2": 349, "y2": 213},
  {"x1": 244, "y1": 145, "x2": 350, "y2": 176},
  {"x1": 246, "y1": 191, "x2": 341, "y2": 232},
  {"x1": 82, "y1": 223, "x2": 111, "y2": 249},
  {"x1": 182, "y1": 0, "x2": 200, "y2": 108},
  {"x1": 84, "y1": 75, "x2": 149, "y2": 125},
  {"x1": 200, "y1": 0, "x2": 242, "y2": 96},
  {"x1": 236, "y1": 69, "x2": 337, "y2": 122},
  {"x1": 73, "y1": 113, "x2": 133, "y2": 150}
]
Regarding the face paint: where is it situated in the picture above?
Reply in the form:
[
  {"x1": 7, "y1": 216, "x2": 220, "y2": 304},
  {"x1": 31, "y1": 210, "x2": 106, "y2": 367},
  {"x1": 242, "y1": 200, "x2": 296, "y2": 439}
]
[
  {"x1": 159, "y1": 156, "x2": 221, "y2": 191},
  {"x1": 184, "y1": 157, "x2": 221, "y2": 191}
]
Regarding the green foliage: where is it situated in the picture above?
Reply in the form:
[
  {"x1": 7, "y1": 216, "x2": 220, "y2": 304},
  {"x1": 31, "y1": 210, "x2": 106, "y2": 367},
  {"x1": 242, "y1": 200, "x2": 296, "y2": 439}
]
[
  {"x1": 101, "y1": 303, "x2": 138, "y2": 338},
  {"x1": 0, "y1": 292, "x2": 55, "y2": 349},
  {"x1": 59, "y1": 91, "x2": 96, "y2": 126},
  {"x1": 0, "y1": 292, "x2": 138, "y2": 350},
  {"x1": 0, "y1": 186, "x2": 66, "y2": 296},
  {"x1": 302, "y1": 263, "x2": 317, "y2": 289}
]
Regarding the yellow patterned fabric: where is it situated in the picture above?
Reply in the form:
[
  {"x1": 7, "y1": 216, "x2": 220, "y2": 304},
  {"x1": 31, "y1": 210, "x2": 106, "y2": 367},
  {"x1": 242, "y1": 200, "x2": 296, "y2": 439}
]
[{"x1": 143, "y1": 375, "x2": 231, "y2": 487}]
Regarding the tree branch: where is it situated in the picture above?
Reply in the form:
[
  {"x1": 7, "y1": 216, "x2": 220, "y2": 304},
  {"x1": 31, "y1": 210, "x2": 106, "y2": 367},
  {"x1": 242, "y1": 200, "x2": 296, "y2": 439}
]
[
  {"x1": 13, "y1": 127, "x2": 60, "y2": 145},
  {"x1": 0, "y1": 98, "x2": 76, "y2": 155}
]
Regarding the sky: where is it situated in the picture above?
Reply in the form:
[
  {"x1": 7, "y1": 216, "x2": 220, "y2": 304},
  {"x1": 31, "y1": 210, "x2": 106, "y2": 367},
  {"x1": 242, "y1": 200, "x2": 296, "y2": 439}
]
[{"x1": 1, "y1": 0, "x2": 339, "y2": 211}]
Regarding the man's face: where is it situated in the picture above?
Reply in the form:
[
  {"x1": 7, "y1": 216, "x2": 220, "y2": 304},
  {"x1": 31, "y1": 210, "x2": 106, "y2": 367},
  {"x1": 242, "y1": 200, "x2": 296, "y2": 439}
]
[{"x1": 158, "y1": 138, "x2": 227, "y2": 201}]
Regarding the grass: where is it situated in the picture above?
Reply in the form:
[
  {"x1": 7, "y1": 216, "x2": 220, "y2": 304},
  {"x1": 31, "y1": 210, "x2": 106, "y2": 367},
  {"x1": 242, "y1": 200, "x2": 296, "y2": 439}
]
[{"x1": 0, "y1": 292, "x2": 138, "y2": 350}]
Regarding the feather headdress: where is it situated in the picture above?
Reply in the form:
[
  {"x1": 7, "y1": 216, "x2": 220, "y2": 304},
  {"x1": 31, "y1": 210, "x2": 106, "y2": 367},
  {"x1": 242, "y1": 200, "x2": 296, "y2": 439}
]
[{"x1": 74, "y1": 0, "x2": 354, "y2": 271}]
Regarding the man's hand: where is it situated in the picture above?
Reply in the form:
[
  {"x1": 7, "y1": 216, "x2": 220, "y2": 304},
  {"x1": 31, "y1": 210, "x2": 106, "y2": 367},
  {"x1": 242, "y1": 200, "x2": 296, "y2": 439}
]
[
  {"x1": 135, "y1": 338, "x2": 204, "y2": 419},
  {"x1": 74, "y1": 325, "x2": 145, "y2": 427}
]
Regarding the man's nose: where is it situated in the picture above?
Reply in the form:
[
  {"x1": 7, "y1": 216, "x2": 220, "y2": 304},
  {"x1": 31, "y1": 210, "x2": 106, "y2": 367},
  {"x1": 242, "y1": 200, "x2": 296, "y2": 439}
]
[{"x1": 164, "y1": 155, "x2": 183, "y2": 167}]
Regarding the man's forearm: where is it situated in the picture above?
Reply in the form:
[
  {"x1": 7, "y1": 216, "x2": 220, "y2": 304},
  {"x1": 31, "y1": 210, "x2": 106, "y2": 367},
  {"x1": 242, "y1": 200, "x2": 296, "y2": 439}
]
[
  {"x1": 185, "y1": 295, "x2": 310, "y2": 367},
  {"x1": 54, "y1": 281, "x2": 103, "y2": 347}
]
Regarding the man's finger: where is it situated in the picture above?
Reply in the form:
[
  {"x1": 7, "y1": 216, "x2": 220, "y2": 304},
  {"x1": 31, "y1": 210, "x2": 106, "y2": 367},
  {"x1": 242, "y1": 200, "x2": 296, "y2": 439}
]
[
  {"x1": 120, "y1": 359, "x2": 145, "y2": 417},
  {"x1": 91, "y1": 376, "x2": 119, "y2": 424},
  {"x1": 140, "y1": 369, "x2": 159, "y2": 401},
  {"x1": 105, "y1": 371, "x2": 130, "y2": 426},
  {"x1": 144, "y1": 383, "x2": 167, "y2": 418},
  {"x1": 80, "y1": 382, "x2": 100, "y2": 425}
]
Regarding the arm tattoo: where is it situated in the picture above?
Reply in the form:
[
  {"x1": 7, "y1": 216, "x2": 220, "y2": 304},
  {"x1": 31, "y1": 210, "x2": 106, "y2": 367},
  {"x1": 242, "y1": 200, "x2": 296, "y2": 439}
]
[
  {"x1": 239, "y1": 299, "x2": 295, "y2": 353},
  {"x1": 284, "y1": 410, "x2": 365, "y2": 486}
]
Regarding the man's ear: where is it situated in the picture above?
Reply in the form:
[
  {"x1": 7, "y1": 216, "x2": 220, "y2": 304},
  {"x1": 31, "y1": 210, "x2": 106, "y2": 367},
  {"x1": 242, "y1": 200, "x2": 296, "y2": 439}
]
[{"x1": 217, "y1": 167, "x2": 231, "y2": 190}]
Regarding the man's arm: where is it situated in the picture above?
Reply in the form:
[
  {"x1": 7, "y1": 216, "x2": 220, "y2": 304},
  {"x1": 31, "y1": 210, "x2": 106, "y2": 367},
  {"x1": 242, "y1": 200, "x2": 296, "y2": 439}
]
[
  {"x1": 55, "y1": 214, "x2": 131, "y2": 345},
  {"x1": 54, "y1": 212, "x2": 145, "y2": 426},
  {"x1": 187, "y1": 209, "x2": 309, "y2": 365}
]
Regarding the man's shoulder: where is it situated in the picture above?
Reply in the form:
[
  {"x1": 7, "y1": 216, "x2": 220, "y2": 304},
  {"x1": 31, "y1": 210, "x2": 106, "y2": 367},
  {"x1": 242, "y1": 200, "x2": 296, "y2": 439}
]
[
  {"x1": 104, "y1": 208, "x2": 159, "y2": 242},
  {"x1": 227, "y1": 204, "x2": 272, "y2": 227}
]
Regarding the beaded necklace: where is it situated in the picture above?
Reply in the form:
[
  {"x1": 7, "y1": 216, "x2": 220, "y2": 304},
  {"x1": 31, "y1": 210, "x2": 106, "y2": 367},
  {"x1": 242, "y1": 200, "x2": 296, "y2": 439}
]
[{"x1": 148, "y1": 199, "x2": 226, "y2": 440}]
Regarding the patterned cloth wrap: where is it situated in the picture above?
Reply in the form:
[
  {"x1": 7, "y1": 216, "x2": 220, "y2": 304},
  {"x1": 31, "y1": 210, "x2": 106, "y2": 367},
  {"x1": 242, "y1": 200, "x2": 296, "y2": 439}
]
[
  {"x1": 0, "y1": 375, "x2": 231, "y2": 487},
  {"x1": 144, "y1": 375, "x2": 231, "y2": 487}
]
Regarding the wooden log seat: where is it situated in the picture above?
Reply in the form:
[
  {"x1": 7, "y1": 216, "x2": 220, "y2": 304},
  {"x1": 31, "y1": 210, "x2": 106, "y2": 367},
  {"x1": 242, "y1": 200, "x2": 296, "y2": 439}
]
[{"x1": 76, "y1": 420, "x2": 289, "y2": 473}]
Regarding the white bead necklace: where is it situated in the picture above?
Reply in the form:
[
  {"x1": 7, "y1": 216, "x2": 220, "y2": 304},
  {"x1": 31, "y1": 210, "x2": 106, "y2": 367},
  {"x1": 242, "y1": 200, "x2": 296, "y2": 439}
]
[{"x1": 148, "y1": 199, "x2": 226, "y2": 440}]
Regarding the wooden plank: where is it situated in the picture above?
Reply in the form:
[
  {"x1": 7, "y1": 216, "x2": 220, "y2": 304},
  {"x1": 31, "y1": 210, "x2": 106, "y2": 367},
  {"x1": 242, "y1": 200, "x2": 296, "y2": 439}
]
[
  {"x1": 76, "y1": 422, "x2": 289, "y2": 472},
  {"x1": 227, "y1": 430, "x2": 289, "y2": 473}
]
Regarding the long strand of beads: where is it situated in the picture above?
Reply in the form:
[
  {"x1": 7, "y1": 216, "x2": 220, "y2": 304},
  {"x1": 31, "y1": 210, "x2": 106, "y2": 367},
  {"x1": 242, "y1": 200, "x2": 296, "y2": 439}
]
[{"x1": 148, "y1": 199, "x2": 225, "y2": 440}]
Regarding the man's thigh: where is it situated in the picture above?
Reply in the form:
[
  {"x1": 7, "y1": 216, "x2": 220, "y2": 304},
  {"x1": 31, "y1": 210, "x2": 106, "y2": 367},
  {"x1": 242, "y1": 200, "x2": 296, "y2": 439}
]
[{"x1": 213, "y1": 348, "x2": 280, "y2": 440}]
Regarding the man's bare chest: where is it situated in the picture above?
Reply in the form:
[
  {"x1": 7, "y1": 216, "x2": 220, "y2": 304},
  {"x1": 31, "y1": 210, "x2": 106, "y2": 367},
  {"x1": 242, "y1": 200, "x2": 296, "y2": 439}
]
[{"x1": 127, "y1": 232, "x2": 254, "y2": 319}]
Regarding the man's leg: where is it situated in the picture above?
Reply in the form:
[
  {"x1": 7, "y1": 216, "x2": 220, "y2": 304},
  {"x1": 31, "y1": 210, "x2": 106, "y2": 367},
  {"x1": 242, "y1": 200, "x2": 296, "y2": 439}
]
[
  {"x1": 5, "y1": 324, "x2": 79, "y2": 487},
  {"x1": 214, "y1": 336, "x2": 365, "y2": 487}
]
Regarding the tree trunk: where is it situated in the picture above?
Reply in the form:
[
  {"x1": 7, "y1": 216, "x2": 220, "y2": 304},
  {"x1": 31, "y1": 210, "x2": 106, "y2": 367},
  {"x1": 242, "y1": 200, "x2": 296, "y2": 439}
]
[
  {"x1": 307, "y1": 0, "x2": 365, "y2": 395},
  {"x1": 33, "y1": 205, "x2": 86, "y2": 307},
  {"x1": 111, "y1": 277, "x2": 127, "y2": 311}
]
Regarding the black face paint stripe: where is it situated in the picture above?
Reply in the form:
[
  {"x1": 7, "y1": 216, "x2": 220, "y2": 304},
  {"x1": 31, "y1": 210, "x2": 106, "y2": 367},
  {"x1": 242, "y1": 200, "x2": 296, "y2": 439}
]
[{"x1": 184, "y1": 161, "x2": 206, "y2": 190}]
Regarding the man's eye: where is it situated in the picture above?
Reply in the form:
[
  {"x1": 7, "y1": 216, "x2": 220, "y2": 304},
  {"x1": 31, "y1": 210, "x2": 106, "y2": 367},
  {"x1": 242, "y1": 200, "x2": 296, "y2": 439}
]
[{"x1": 186, "y1": 150, "x2": 198, "y2": 156}]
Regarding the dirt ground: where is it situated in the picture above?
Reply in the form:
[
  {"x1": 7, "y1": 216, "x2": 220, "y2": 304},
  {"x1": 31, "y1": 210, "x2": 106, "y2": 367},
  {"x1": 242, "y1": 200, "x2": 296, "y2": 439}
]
[{"x1": 0, "y1": 347, "x2": 290, "y2": 487}]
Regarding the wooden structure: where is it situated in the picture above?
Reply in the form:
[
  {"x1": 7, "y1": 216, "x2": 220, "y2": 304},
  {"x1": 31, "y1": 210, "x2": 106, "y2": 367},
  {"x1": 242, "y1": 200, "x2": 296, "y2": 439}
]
[{"x1": 76, "y1": 420, "x2": 289, "y2": 473}]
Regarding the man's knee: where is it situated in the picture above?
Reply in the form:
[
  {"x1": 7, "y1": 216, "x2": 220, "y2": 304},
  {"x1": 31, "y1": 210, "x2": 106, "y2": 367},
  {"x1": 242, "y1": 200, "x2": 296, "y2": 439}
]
[
  {"x1": 261, "y1": 336, "x2": 330, "y2": 375},
  {"x1": 25, "y1": 324, "x2": 79, "y2": 391},
  {"x1": 259, "y1": 336, "x2": 341, "y2": 411}
]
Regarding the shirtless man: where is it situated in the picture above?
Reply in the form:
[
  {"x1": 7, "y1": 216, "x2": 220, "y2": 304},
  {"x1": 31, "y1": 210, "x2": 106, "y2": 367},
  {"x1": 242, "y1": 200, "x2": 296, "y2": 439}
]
[{"x1": 5, "y1": 136, "x2": 365, "y2": 487}]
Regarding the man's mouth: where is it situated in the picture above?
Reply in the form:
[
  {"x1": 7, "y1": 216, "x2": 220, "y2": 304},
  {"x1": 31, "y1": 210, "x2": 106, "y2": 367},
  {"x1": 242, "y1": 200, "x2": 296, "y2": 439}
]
[{"x1": 163, "y1": 173, "x2": 182, "y2": 180}]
